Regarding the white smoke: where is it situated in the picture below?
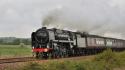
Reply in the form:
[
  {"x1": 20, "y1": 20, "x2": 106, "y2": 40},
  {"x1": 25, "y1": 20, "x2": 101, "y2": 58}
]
[{"x1": 42, "y1": 0, "x2": 125, "y2": 39}]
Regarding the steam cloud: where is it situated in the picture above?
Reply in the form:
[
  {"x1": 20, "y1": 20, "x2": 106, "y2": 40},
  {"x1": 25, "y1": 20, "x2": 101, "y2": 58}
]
[{"x1": 42, "y1": 0, "x2": 125, "y2": 39}]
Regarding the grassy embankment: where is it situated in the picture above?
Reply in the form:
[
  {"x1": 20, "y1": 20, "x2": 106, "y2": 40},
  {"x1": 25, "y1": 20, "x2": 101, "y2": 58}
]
[
  {"x1": 0, "y1": 45, "x2": 32, "y2": 58},
  {"x1": 21, "y1": 49, "x2": 125, "y2": 70}
]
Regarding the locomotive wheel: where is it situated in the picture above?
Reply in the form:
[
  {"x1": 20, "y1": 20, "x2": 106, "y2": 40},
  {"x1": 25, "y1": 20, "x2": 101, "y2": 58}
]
[
  {"x1": 48, "y1": 53, "x2": 52, "y2": 59},
  {"x1": 36, "y1": 52, "x2": 48, "y2": 59},
  {"x1": 64, "y1": 50, "x2": 68, "y2": 58},
  {"x1": 35, "y1": 52, "x2": 43, "y2": 59},
  {"x1": 38, "y1": 52, "x2": 44, "y2": 59},
  {"x1": 43, "y1": 52, "x2": 49, "y2": 59},
  {"x1": 35, "y1": 52, "x2": 39, "y2": 58},
  {"x1": 44, "y1": 52, "x2": 52, "y2": 59}
]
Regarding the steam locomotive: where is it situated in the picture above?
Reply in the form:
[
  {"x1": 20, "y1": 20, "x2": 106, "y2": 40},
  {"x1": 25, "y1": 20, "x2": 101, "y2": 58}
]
[{"x1": 31, "y1": 27, "x2": 125, "y2": 58}]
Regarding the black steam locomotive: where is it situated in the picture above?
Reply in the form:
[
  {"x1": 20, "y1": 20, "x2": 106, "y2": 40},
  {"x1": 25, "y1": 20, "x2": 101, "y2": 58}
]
[{"x1": 31, "y1": 27, "x2": 125, "y2": 58}]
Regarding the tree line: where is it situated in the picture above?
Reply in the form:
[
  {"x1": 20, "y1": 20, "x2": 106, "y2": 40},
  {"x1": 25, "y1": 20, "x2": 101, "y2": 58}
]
[{"x1": 0, "y1": 38, "x2": 31, "y2": 45}]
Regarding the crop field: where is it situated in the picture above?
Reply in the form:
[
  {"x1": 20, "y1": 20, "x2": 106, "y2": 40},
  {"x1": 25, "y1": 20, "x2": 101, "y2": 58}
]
[{"x1": 0, "y1": 45, "x2": 32, "y2": 58}]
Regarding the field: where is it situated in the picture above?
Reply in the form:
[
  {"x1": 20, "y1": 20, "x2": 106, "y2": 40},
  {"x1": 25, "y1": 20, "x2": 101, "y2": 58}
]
[
  {"x1": 0, "y1": 45, "x2": 125, "y2": 70},
  {"x1": 0, "y1": 45, "x2": 32, "y2": 58},
  {"x1": 0, "y1": 47, "x2": 125, "y2": 70}
]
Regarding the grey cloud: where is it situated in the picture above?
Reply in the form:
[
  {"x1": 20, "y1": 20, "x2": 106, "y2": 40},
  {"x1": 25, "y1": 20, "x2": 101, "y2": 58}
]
[{"x1": 0, "y1": 0, "x2": 125, "y2": 38}]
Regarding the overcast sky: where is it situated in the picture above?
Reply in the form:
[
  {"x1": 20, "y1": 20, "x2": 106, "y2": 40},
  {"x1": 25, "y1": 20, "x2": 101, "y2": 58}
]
[{"x1": 0, "y1": 0, "x2": 125, "y2": 38}]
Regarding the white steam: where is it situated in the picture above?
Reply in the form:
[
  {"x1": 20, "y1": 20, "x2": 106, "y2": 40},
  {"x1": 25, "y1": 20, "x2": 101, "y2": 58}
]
[{"x1": 42, "y1": 0, "x2": 125, "y2": 39}]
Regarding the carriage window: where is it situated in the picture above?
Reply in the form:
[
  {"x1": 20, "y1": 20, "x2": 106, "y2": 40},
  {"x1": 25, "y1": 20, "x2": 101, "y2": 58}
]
[
  {"x1": 96, "y1": 38, "x2": 104, "y2": 45},
  {"x1": 94, "y1": 38, "x2": 96, "y2": 44}
]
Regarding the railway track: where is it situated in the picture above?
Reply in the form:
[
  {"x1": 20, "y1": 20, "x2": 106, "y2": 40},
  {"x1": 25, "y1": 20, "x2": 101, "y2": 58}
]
[
  {"x1": 0, "y1": 57, "x2": 35, "y2": 64},
  {"x1": 0, "y1": 55, "x2": 94, "y2": 64}
]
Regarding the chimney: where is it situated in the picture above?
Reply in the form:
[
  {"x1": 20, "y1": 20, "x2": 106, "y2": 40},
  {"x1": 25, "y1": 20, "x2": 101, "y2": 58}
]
[{"x1": 42, "y1": 27, "x2": 47, "y2": 30}]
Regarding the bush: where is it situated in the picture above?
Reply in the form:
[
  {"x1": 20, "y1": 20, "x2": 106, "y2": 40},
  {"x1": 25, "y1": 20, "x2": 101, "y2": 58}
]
[
  {"x1": 22, "y1": 62, "x2": 43, "y2": 70},
  {"x1": 94, "y1": 49, "x2": 125, "y2": 70},
  {"x1": 20, "y1": 43, "x2": 26, "y2": 47},
  {"x1": 95, "y1": 49, "x2": 116, "y2": 62},
  {"x1": 46, "y1": 61, "x2": 78, "y2": 70},
  {"x1": 74, "y1": 62, "x2": 85, "y2": 70}
]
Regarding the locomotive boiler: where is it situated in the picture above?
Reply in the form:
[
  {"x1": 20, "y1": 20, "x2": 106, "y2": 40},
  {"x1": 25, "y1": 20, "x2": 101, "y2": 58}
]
[{"x1": 31, "y1": 27, "x2": 125, "y2": 59}]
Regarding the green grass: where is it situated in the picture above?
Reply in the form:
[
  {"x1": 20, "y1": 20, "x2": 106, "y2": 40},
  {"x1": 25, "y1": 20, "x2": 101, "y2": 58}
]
[
  {"x1": 20, "y1": 49, "x2": 125, "y2": 70},
  {"x1": 21, "y1": 61, "x2": 108, "y2": 70},
  {"x1": 0, "y1": 45, "x2": 32, "y2": 58},
  {"x1": 1, "y1": 47, "x2": 125, "y2": 70}
]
